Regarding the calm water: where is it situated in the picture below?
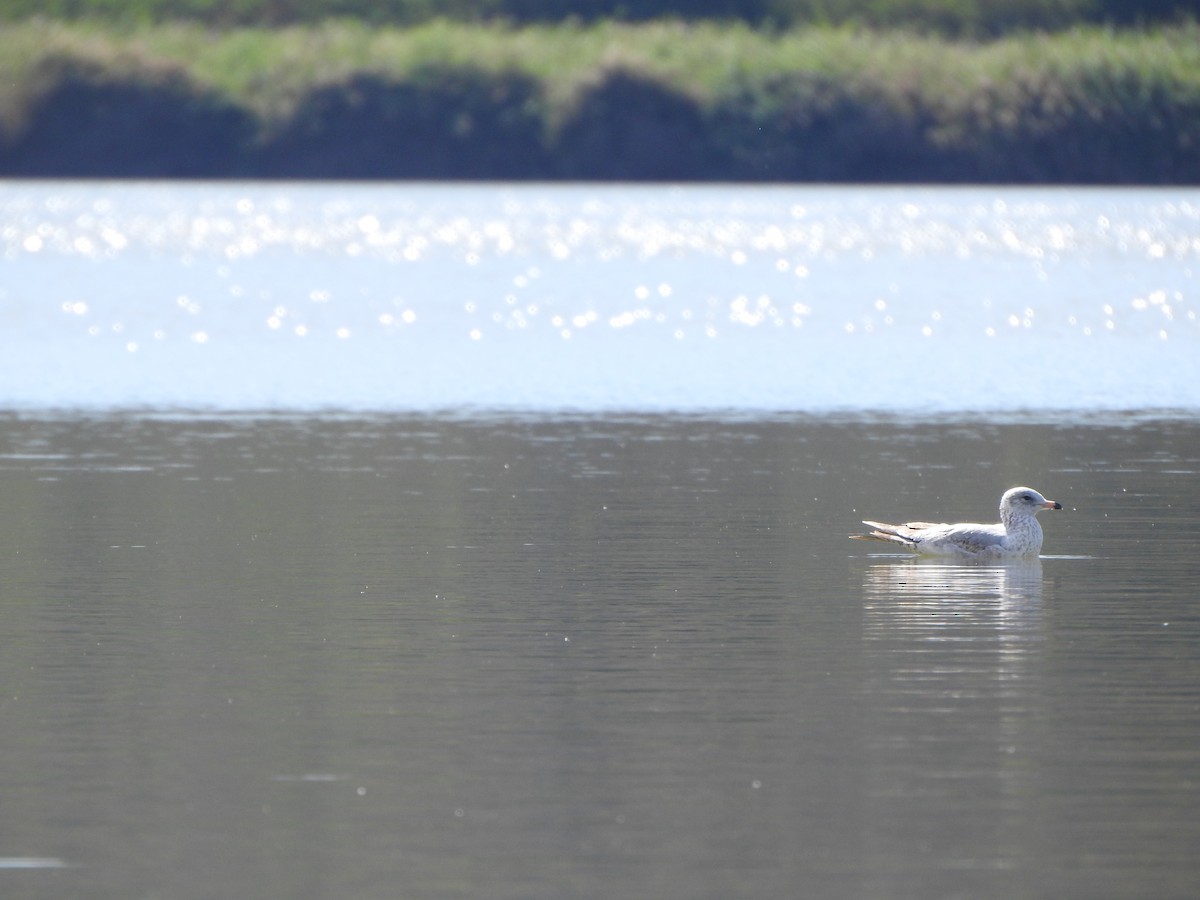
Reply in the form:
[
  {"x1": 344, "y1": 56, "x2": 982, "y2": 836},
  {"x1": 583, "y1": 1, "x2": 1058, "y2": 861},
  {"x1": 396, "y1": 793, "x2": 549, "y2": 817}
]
[
  {"x1": 1, "y1": 414, "x2": 1199, "y2": 899},
  {"x1": 1, "y1": 183, "x2": 1199, "y2": 898}
]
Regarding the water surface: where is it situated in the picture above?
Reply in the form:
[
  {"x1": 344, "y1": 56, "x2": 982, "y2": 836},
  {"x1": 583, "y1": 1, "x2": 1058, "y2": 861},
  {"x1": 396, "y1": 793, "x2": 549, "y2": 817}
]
[
  {"x1": 2, "y1": 182, "x2": 1197, "y2": 413},
  {"x1": 3, "y1": 181, "x2": 1198, "y2": 896},
  {"x1": 2, "y1": 414, "x2": 1197, "y2": 899}
]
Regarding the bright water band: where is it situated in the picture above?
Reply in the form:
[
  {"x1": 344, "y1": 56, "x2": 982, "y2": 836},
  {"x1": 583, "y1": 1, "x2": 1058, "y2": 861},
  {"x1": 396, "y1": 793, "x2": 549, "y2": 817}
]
[{"x1": 2, "y1": 182, "x2": 1196, "y2": 415}]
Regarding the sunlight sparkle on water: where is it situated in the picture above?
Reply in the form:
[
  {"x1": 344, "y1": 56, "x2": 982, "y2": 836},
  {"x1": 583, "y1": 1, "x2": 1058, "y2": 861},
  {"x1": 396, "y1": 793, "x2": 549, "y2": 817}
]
[{"x1": 2, "y1": 183, "x2": 1197, "y2": 412}]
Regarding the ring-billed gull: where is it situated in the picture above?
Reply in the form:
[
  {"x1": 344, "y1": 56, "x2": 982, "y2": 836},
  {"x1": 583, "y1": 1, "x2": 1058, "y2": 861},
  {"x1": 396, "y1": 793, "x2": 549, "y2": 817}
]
[{"x1": 850, "y1": 486, "x2": 1062, "y2": 558}]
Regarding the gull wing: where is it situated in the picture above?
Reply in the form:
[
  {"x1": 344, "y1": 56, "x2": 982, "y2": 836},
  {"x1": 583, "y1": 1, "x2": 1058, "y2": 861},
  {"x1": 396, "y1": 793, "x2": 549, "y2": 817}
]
[
  {"x1": 851, "y1": 520, "x2": 1006, "y2": 555},
  {"x1": 926, "y1": 523, "x2": 1008, "y2": 555}
]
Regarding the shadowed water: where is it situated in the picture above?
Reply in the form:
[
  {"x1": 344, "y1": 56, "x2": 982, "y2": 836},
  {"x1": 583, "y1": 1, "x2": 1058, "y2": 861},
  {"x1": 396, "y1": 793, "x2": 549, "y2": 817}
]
[{"x1": 1, "y1": 414, "x2": 1198, "y2": 899}]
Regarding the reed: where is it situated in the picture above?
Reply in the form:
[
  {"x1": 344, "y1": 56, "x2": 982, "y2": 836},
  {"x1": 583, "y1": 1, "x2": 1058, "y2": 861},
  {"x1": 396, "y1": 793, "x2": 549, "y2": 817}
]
[
  {"x1": 0, "y1": 0, "x2": 1193, "y2": 32},
  {"x1": 1, "y1": 20, "x2": 1197, "y2": 180}
]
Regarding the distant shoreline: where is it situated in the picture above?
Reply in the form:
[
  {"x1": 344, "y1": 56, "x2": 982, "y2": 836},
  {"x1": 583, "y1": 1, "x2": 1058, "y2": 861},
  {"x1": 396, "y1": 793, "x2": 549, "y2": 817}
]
[{"x1": 1, "y1": 21, "x2": 1198, "y2": 183}]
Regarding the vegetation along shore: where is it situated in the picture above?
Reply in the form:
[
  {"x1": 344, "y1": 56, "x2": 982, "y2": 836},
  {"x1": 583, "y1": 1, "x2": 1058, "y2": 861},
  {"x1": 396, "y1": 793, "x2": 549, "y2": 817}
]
[{"x1": 0, "y1": 18, "x2": 1198, "y2": 182}]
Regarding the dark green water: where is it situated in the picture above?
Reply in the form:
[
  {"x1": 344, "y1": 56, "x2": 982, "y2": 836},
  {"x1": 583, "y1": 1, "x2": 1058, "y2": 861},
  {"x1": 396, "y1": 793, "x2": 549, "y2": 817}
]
[{"x1": 1, "y1": 414, "x2": 1197, "y2": 899}]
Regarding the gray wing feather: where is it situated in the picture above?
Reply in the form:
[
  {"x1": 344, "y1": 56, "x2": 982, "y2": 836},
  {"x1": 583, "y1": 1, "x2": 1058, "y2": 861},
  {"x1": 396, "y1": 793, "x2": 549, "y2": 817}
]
[
  {"x1": 851, "y1": 520, "x2": 1006, "y2": 555},
  {"x1": 935, "y1": 524, "x2": 1007, "y2": 554}
]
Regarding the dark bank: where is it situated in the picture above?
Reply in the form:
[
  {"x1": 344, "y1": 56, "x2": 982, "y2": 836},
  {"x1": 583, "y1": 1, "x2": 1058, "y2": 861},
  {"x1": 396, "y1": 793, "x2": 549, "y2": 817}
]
[{"x1": 1, "y1": 17, "x2": 1198, "y2": 182}]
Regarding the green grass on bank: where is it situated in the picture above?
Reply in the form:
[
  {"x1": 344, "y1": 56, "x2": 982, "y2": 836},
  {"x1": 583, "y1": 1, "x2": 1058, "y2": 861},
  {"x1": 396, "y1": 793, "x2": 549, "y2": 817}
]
[
  {"x1": 1, "y1": 20, "x2": 1198, "y2": 181},
  {"x1": 2, "y1": 18, "x2": 1198, "y2": 124},
  {"x1": 2, "y1": 0, "x2": 1198, "y2": 34}
]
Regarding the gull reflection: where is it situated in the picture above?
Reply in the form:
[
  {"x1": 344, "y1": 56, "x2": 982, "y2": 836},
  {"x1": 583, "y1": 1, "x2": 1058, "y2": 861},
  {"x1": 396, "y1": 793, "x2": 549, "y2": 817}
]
[
  {"x1": 864, "y1": 556, "x2": 1043, "y2": 603},
  {"x1": 858, "y1": 559, "x2": 1050, "y2": 874},
  {"x1": 862, "y1": 557, "x2": 1044, "y2": 649},
  {"x1": 860, "y1": 556, "x2": 1047, "y2": 776}
]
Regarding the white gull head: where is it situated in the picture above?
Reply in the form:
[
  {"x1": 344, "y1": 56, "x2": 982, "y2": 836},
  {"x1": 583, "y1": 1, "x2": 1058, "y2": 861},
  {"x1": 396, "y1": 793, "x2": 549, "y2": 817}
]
[{"x1": 999, "y1": 486, "x2": 1062, "y2": 525}]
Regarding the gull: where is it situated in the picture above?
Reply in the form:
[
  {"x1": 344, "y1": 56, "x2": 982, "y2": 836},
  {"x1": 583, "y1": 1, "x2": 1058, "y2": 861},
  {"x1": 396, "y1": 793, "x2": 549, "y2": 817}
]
[{"x1": 850, "y1": 486, "x2": 1062, "y2": 558}]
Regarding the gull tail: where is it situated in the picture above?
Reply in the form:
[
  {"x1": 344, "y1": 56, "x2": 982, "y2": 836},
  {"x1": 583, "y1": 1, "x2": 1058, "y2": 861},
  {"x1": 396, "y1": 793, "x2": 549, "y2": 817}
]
[{"x1": 849, "y1": 520, "x2": 929, "y2": 548}]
